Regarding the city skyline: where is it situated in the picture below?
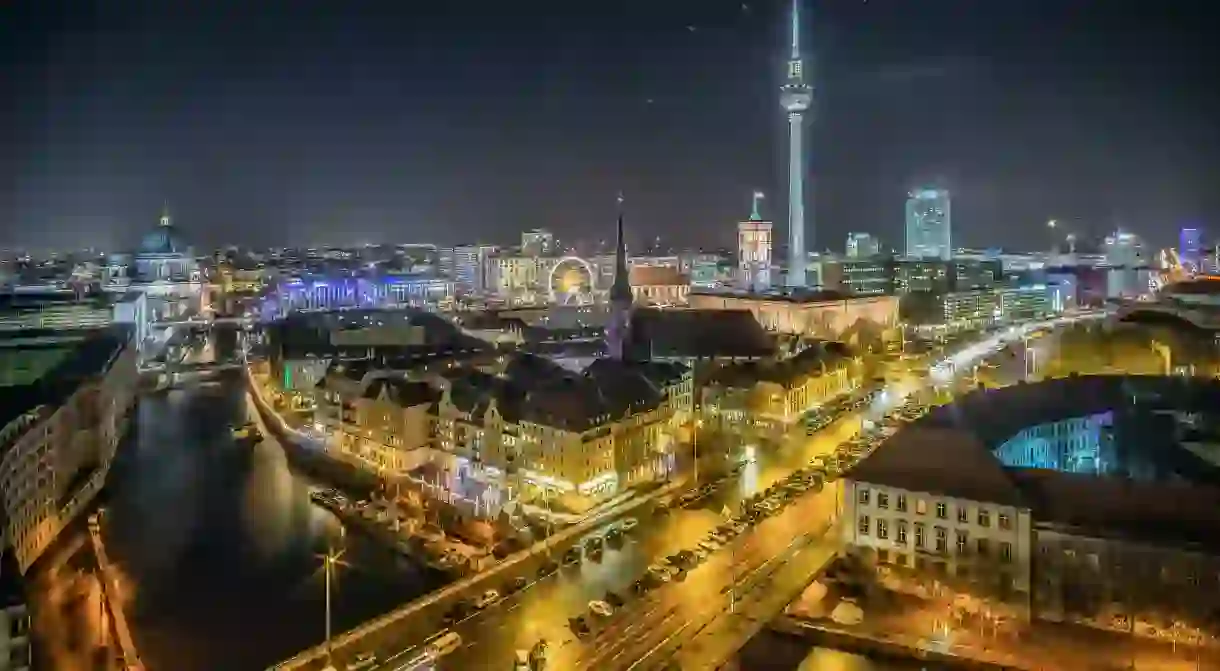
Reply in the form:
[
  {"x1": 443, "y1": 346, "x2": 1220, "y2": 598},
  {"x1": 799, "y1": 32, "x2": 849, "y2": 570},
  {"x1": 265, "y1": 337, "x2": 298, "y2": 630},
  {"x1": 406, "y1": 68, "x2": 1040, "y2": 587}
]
[{"x1": 1, "y1": 1, "x2": 1218, "y2": 253}]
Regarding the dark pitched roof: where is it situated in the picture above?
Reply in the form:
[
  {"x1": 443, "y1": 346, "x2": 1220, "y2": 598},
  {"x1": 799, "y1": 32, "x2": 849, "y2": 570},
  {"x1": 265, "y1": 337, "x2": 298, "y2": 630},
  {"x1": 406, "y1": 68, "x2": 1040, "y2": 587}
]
[
  {"x1": 707, "y1": 341, "x2": 851, "y2": 389},
  {"x1": 848, "y1": 426, "x2": 1027, "y2": 508},
  {"x1": 363, "y1": 377, "x2": 438, "y2": 408},
  {"x1": 626, "y1": 308, "x2": 775, "y2": 360},
  {"x1": 1008, "y1": 468, "x2": 1220, "y2": 552}
]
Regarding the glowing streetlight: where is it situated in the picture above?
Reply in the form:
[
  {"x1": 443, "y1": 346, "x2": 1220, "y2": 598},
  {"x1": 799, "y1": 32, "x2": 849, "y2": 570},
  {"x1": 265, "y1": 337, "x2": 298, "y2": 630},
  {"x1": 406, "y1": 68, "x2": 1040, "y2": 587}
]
[{"x1": 316, "y1": 529, "x2": 350, "y2": 668}]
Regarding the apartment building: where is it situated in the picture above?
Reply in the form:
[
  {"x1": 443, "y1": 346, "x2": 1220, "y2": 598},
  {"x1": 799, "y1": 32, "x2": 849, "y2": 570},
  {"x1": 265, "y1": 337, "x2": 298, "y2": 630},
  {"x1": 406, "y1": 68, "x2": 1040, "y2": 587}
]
[
  {"x1": 702, "y1": 342, "x2": 859, "y2": 439},
  {"x1": 314, "y1": 352, "x2": 693, "y2": 499},
  {"x1": 0, "y1": 328, "x2": 137, "y2": 573}
]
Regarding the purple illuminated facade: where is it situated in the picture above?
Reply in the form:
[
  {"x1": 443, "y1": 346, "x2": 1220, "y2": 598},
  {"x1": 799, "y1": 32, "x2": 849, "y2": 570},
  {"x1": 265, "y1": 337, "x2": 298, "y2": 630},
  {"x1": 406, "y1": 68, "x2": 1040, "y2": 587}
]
[{"x1": 261, "y1": 275, "x2": 453, "y2": 319}]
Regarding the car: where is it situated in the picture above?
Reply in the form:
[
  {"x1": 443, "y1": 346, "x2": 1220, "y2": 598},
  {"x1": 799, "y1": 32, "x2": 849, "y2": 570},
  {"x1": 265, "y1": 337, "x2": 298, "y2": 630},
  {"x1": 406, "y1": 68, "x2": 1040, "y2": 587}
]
[
  {"x1": 345, "y1": 652, "x2": 377, "y2": 670},
  {"x1": 441, "y1": 601, "x2": 472, "y2": 625},
  {"x1": 563, "y1": 547, "x2": 583, "y2": 565},
  {"x1": 569, "y1": 616, "x2": 592, "y2": 637},
  {"x1": 693, "y1": 548, "x2": 709, "y2": 562},
  {"x1": 506, "y1": 576, "x2": 528, "y2": 594},
  {"x1": 620, "y1": 517, "x2": 639, "y2": 532},
  {"x1": 584, "y1": 536, "x2": 604, "y2": 553},
  {"x1": 538, "y1": 560, "x2": 560, "y2": 578},
  {"x1": 605, "y1": 591, "x2": 626, "y2": 607},
  {"x1": 423, "y1": 630, "x2": 463, "y2": 660},
  {"x1": 647, "y1": 564, "x2": 673, "y2": 582},
  {"x1": 589, "y1": 600, "x2": 614, "y2": 617},
  {"x1": 632, "y1": 578, "x2": 651, "y2": 594},
  {"x1": 474, "y1": 589, "x2": 500, "y2": 609}
]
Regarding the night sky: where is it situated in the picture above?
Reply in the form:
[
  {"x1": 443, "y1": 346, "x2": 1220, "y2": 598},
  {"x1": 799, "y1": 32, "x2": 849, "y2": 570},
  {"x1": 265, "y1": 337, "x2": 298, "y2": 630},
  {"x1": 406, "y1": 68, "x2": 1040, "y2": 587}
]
[{"x1": 1, "y1": 0, "x2": 1217, "y2": 253}]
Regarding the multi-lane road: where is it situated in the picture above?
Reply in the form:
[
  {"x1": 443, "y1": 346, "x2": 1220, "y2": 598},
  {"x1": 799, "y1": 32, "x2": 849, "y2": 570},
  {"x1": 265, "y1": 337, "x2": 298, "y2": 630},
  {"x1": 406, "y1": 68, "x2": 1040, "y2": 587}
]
[{"x1": 293, "y1": 312, "x2": 1103, "y2": 671}]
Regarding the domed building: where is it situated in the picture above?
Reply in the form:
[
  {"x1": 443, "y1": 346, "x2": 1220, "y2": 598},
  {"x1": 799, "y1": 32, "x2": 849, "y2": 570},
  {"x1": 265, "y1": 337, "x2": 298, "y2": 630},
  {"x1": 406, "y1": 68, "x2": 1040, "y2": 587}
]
[
  {"x1": 102, "y1": 206, "x2": 204, "y2": 325},
  {"x1": 134, "y1": 206, "x2": 195, "y2": 281}
]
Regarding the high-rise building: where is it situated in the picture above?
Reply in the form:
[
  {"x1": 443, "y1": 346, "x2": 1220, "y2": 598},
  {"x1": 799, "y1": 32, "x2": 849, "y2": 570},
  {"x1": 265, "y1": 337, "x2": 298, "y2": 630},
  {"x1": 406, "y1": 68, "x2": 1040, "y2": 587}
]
[
  {"x1": 452, "y1": 244, "x2": 498, "y2": 294},
  {"x1": 1179, "y1": 227, "x2": 1202, "y2": 269},
  {"x1": 521, "y1": 229, "x2": 555, "y2": 256},
  {"x1": 738, "y1": 192, "x2": 773, "y2": 290},
  {"x1": 904, "y1": 188, "x2": 952, "y2": 260},
  {"x1": 846, "y1": 233, "x2": 879, "y2": 259},
  {"x1": 1102, "y1": 231, "x2": 1143, "y2": 267},
  {"x1": 780, "y1": 0, "x2": 812, "y2": 288}
]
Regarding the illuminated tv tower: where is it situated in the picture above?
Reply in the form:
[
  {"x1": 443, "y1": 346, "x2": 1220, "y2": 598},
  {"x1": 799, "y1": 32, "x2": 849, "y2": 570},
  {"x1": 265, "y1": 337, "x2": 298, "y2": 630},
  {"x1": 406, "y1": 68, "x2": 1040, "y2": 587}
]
[{"x1": 779, "y1": 0, "x2": 812, "y2": 288}]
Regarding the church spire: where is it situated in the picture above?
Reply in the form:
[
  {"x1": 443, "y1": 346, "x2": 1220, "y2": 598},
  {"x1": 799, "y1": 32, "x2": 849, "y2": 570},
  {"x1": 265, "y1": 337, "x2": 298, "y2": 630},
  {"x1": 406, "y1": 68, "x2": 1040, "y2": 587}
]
[
  {"x1": 606, "y1": 193, "x2": 634, "y2": 361},
  {"x1": 610, "y1": 192, "x2": 632, "y2": 303},
  {"x1": 159, "y1": 201, "x2": 172, "y2": 228}
]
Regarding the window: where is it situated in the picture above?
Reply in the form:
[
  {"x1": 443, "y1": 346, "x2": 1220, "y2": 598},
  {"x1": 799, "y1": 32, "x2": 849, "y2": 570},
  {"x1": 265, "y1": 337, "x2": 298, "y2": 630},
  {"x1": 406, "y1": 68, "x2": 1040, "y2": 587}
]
[
  {"x1": 936, "y1": 502, "x2": 948, "y2": 519},
  {"x1": 896, "y1": 494, "x2": 908, "y2": 513},
  {"x1": 858, "y1": 488, "x2": 870, "y2": 506},
  {"x1": 956, "y1": 530, "x2": 969, "y2": 555},
  {"x1": 1000, "y1": 542, "x2": 1013, "y2": 563},
  {"x1": 914, "y1": 523, "x2": 925, "y2": 549},
  {"x1": 998, "y1": 513, "x2": 1012, "y2": 530},
  {"x1": 978, "y1": 509, "x2": 991, "y2": 528},
  {"x1": 977, "y1": 538, "x2": 989, "y2": 557},
  {"x1": 935, "y1": 526, "x2": 948, "y2": 553},
  {"x1": 957, "y1": 506, "x2": 968, "y2": 524},
  {"x1": 897, "y1": 520, "x2": 908, "y2": 545},
  {"x1": 915, "y1": 498, "x2": 927, "y2": 515},
  {"x1": 877, "y1": 519, "x2": 889, "y2": 540},
  {"x1": 858, "y1": 515, "x2": 870, "y2": 535},
  {"x1": 877, "y1": 492, "x2": 889, "y2": 509}
]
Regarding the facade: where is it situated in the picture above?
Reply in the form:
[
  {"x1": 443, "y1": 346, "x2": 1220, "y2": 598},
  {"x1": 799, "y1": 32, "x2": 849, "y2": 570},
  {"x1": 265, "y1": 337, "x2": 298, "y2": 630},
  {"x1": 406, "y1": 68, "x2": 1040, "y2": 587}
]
[
  {"x1": 737, "y1": 220, "x2": 774, "y2": 291},
  {"x1": 0, "y1": 550, "x2": 29, "y2": 671},
  {"x1": 0, "y1": 329, "x2": 137, "y2": 573},
  {"x1": 901, "y1": 285, "x2": 1053, "y2": 334},
  {"x1": 846, "y1": 233, "x2": 880, "y2": 259},
  {"x1": 628, "y1": 266, "x2": 690, "y2": 306},
  {"x1": 312, "y1": 354, "x2": 694, "y2": 500},
  {"x1": 1180, "y1": 228, "x2": 1202, "y2": 270},
  {"x1": 0, "y1": 292, "x2": 114, "y2": 334},
  {"x1": 264, "y1": 275, "x2": 453, "y2": 317},
  {"x1": 702, "y1": 342, "x2": 857, "y2": 440},
  {"x1": 315, "y1": 369, "x2": 436, "y2": 477},
  {"x1": 521, "y1": 229, "x2": 556, "y2": 256},
  {"x1": 452, "y1": 245, "x2": 498, "y2": 294},
  {"x1": 904, "y1": 188, "x2": 952, "y2": 260},
  {"x1": 843, "y1": 471, "x2": 1035, "y2": 604},
  {"x1": 780, "y1": 0, "x2": 812, "y2": 288},
  {"x1": 837, "y1": 259, "x2": 893, "y2": 296},
  {"x1": 687, "y1": 290, "x2": 899, "y2": 350}
]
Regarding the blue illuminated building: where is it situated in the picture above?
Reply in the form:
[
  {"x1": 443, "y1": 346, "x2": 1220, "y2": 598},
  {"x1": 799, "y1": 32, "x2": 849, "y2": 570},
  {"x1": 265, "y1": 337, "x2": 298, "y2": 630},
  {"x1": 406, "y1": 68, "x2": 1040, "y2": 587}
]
[
  {"x1": 1180, "y1": 227, "x2": 1202, "y2": 269},
  {"x1": 263, "y1": 275, "x2": 454, "y2": 319},
  {"x1": 993, "y1": 412, "x2": 1114, "y2": 475}
]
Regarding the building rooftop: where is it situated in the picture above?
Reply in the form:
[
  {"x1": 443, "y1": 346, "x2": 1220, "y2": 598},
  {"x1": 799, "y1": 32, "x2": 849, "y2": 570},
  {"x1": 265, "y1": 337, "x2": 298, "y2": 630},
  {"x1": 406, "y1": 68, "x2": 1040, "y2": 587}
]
[
  {"x1": 849, "y1": 426, "x2": 1027, "y2": 508},
  {"x1": 0, "y1": 328, "x2": 129, "y2": 456},
  {"x1": 625, "y1": 308, "x2": 775, "y2": 360},
  {"x1": 690, "y1": 288, "x2": 855, "y2": 304},
  {"x1": 853, "y1": 375, "x2": 1220, "y2": 551},
  {"x1": 706, "y1": 340, "x2": 852, "y2": 389}
]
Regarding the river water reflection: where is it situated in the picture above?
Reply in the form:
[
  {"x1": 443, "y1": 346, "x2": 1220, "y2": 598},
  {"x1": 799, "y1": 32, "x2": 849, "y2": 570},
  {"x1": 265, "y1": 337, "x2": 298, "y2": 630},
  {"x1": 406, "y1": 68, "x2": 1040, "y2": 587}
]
[{"x1": 101, "y1": 349, "x2": 439, "y2": 670}]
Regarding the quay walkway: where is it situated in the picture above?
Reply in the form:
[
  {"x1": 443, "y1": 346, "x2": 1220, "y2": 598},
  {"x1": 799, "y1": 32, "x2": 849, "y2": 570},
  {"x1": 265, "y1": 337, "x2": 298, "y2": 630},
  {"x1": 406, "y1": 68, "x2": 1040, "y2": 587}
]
[{"x1": 87, "y1": 513, "x2": 145, "y2": 671}]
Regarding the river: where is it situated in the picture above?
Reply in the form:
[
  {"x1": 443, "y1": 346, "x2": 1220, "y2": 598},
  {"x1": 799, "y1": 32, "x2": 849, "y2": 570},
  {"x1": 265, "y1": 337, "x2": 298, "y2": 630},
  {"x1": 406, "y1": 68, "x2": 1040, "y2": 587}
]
[{"x1": 98, "y1": 328, "x2": 441, "y2": 671}]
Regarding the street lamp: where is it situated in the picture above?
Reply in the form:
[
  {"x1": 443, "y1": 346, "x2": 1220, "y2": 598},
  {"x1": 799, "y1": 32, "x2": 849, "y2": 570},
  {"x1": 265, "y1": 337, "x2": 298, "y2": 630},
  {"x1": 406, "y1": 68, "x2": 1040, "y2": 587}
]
[
  {"x1": 317, "y1": 529, "x2": 349, "y2": 668},
  {"x1": 692, "y1": 419, "x2": 704, "y2": 485}
]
